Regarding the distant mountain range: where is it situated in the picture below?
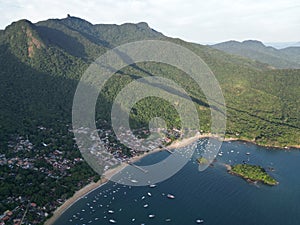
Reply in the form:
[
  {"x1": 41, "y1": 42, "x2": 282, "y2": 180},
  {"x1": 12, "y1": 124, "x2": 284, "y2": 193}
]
[
  {"x1": 0, "y1": 16, "x2": 299, "y2": 146},
  {"x1": 0, "y1": 16, "x2": 300, "y2": 224},
  {"x1": 265, "y1": 42, "x2": 300, "y2": 49},
  {"x1": 211, "y1": 40, "x2": 300, "y2": 69}
]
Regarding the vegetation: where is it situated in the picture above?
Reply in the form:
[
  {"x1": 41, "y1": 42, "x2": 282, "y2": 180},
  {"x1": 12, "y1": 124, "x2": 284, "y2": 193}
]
[
  {"x1": 230, "y1": 164, "x2": 278, "y2": 186},
  {"x1": 197, "y1": 157, "x2": 209, "y2": 165},
  {"x1": 0, "y1": 16, "x2": 299, "y2": 223}
]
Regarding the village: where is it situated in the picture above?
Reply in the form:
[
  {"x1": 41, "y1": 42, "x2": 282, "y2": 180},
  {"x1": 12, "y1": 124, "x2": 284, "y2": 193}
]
[{"x1": 0, "y1": 121, "x2": 182, "y2": 225}]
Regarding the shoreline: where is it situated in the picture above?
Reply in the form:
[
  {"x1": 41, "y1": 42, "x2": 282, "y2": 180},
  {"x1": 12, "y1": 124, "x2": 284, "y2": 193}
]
[
  {"x1": 225, "y1": 163, "x2": 279, "y2": 186},
  {"x1": 44, "y1": 133, "x2": 299, "y2": 225},
  {"x1": 44, "y1": 133, "x2": 209, "y2": 225},
  {"x1": 44, "y1": 178, "x2": 108, "y2": 225},
  {"x1": 223, "y1": 136, "x2": 300, "y2": 150}
]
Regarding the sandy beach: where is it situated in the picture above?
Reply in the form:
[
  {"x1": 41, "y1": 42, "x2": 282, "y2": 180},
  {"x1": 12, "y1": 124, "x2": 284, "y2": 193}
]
[
  {"x1": 44, "y1": 132, "x2": 209, "y2": 225},
  {"x1": 44, "y1": 178, "x2": 109, "y2": 225},
  {"x1": 44, "y1": 133, "x2": 300, "y2": 224}
]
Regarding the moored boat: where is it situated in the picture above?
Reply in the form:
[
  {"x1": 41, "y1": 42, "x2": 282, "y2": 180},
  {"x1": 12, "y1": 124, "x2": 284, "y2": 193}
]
[
  {"x1": 109, "y1": 219, "x2": 116, "y2": 223},
  {"x1": 167, "y1": 194, "x2": 175, "y2": 199},
  {"x1": 130, "y1": 179, "x2": 138, "y2": 183}
]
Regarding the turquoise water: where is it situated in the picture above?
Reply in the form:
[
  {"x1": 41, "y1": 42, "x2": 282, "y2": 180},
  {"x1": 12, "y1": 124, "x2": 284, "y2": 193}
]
[{"x1": 54, "y1": 139, "x2": 300, "y2": 225}]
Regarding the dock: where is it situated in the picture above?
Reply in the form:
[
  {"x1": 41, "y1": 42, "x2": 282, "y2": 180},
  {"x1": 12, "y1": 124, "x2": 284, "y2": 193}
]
[
  {"x1": 128, "y1": 162, "x2": 148, "y2": 173},
  {"x1": 165, "y1": 149, "x2": 173, "y2": 154}
]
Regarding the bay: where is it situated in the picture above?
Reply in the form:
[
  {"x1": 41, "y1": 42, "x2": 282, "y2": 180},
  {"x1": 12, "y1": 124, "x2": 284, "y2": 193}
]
[{"x1": 53, "y1": 139, "x2": 300, "y2": 225}]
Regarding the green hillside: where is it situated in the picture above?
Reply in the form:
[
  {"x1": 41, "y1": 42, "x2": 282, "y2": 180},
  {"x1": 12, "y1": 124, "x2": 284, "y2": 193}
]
[
  {"x1": 1, "y1": 16, "x2": 299, "y2": 148},
  {"x1": 0, "y1": 16, "x2": 299, "y2": 224}
]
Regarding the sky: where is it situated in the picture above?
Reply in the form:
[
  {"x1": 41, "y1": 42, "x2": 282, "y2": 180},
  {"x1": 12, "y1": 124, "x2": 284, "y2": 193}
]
[{"x1": 0, "y1": 0, "x2": 299, "y2": 43}]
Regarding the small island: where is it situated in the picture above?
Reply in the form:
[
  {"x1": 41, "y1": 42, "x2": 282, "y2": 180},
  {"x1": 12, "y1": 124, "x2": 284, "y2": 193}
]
[
  {"x1": 197, "y1": 157, "x2": 209, "y2": 165},
  {"x1": 228, "y1": 164, "x2": 278, "y2": 186}
]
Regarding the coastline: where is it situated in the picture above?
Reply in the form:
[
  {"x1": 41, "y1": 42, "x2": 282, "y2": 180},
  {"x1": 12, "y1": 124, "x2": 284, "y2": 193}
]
[
  {"x1": 223, "y1": 136, "x2": 300, "y2": 150},
  {"x1": 225, "y1": 163, "x2": 279, "y2": 186},
  {"x1": 44, "y1": 133, "x2": 209, "y2": 225},
  {"x1": 44, "y1": 133, "x2": 299, "y2": 225},
  {"x1": 44, "y1": 178, "x2": 108, "y2": 225}
]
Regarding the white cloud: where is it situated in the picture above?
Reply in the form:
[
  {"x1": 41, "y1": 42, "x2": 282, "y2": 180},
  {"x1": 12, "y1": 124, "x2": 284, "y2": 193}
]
[{"x1": 0, "y1": 0, "x2": 299, "y2": 42}]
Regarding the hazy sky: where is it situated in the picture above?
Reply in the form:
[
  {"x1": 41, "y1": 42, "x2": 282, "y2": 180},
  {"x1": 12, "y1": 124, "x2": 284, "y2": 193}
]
[{"x1": 0, "y1": 0, "x2": 299, "y2": 43}]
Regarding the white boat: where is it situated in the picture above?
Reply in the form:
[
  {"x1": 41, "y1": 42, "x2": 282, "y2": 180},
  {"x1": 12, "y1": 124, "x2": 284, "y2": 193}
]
[
  {"x1": 143, "y1": 204, "x2": 148, "y2": 208},
  {"x1": 246, "y1": 152, "x2": 251, "y2": 155},
  {"x1": 167, "y1": 194, "x2": 175, "y2": 199},
  {"x1": 147, "y1": 192, "x2": 152, "y2": 197},
  {"x1": 130, "y1": 179, "x2": 138, "y2": 183},
  {"x1": 149, "y1": 184, "x2": 157, "y2": 188},
  {"x1": 196, "y1": 219, "x2": 204, "y2": 223},
  {"x1": 109, "y1": 219, "x2": 116, "y2": 223},
  {"x1": 108, "y1": 210, "x2": 114, "y2": 214},
  {"x1": 149, "y1": 214, "x2": 155, "y2": 218},
  {"x1": 165, "y1": 218, "x2": 171, "y2": 222}
]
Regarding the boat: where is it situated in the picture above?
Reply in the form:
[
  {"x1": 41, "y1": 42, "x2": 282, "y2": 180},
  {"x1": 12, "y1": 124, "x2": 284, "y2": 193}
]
[
  {"x1": 130, "y1": 179, "x2": 138, "y2": 183},
  {"x1": 167, "y1": 194, "x2": 175, "y2": 199},
  {"x1": 147, "y1": 192, "x2": 152, "y2": 197},
  {"x1": 196, "y1": 219, "x2": 204, "y2": 223},
  {"x1": 149, "y1": 184, "x2": 157, "y2": 188},
  {"x1": 143, "y1": 204, "x2": 149, "y2": 208},
  {"x1": 149, "y1": 214, "x2": 155, "y2": 218},
  {"x1": 109, "y1": 219, "x2": 116, "y2": 223},
  {"x1": 165, "y1": 218, "x2": 172, "y2": 222},
  {"x1": 246, "y1": 152, "x2": 251, "y2": 155},
  {"x1": 108, "y1": 210, "x2": 114, "y2": 214}
]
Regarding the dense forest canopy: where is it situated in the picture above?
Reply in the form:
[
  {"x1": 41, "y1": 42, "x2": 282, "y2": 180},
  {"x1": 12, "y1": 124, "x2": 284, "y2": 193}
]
[{"x1": 0, "y1": 16, "x2": 299, "y2": 224}]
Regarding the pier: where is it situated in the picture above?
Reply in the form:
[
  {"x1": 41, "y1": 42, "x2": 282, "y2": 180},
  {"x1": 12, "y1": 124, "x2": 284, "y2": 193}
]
[
  {"x1": 128, "y1": 162, "x2": 148, "y2": 173},
  {"x1": 165, "y1": 149, "x2": 173, "y2": 154}
]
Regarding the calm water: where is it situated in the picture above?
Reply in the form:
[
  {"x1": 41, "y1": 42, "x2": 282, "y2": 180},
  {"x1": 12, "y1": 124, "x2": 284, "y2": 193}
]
[{"x1": 54, "y1": 139, "x2": 300, "y2": 225}]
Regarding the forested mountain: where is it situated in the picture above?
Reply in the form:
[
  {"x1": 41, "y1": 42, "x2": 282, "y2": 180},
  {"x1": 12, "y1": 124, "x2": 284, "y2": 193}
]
[
  {"x1": 0, "y1": 16, "x2": 300, "y2": 224},
  {"x1": 1, "y1": 16, "x2": 299, "y2": 146},
  {"x1": 211, "y1": 40, "x2": 300, "y2": 69}
]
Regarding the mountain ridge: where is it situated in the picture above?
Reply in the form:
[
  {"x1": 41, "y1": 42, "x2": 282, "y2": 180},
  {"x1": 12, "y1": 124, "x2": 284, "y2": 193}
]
[
  {"x1": 1, "y1": 16, "x2": 299, "y2": 145},
  {"x1": 211, "y1": 40, "x2": 300, "y2": 69},
  {"x1": 0, "y1": 16, "x2": 300, "y2": 224}
]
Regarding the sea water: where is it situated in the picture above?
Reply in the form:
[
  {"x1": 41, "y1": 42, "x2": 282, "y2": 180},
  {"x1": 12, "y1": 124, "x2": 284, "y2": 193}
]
[{"x1": 53, "y1": 139, "x2": 300, "y2": 225}]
